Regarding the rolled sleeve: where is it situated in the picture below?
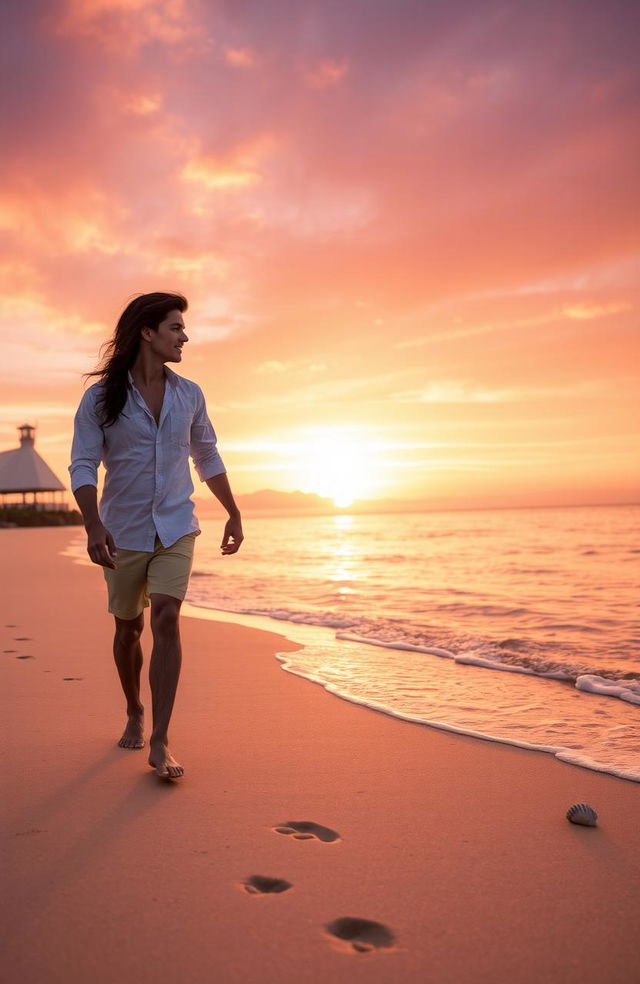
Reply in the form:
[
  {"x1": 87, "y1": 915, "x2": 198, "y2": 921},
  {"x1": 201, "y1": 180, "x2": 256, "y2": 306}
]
[
  {"x1": 190, "y1": 385, "x2": 226, "y2": 482},
  {"x1": 69, "y1": 387, "x2": 104, "y2": 492}
]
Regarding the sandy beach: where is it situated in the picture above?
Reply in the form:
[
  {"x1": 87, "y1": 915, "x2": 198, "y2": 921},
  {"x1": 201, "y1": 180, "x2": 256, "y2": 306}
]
[{"x1": 2, "y1": 526, "x2": 639, "y2": 984}]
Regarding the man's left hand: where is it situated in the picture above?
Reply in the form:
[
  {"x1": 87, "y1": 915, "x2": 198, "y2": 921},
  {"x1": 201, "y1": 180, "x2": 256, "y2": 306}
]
[{"x1": 220, "y1": 517, "x2": 244, "y2": 555}]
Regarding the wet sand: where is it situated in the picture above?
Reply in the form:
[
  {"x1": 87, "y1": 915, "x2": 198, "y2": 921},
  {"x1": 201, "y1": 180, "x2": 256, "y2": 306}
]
[{"x1": 2, "y1": 527, "x2": 639, "y2": 983}]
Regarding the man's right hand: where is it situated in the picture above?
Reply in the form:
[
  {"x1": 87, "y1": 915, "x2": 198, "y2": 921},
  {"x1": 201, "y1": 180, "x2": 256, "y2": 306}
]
[{"x1": 86, "y1": 522, "x2": 117, "y2": 569}]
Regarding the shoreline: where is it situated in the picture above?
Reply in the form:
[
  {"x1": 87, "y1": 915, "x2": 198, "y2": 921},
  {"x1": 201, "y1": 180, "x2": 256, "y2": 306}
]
[
  {"x1": 3, "y1": 527, "x2": 640, "y2": 983},
  {"x1": 180, "y1": 600, "x2": 640, "y2": 786},
  {"x1": 61, "y1": 511, "x2": 640, "y2": 787}
]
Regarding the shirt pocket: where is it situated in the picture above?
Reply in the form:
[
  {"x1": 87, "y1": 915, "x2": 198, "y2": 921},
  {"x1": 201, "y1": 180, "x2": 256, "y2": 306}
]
[{"x1": 170, "y1": 411, "x2": 192, "y2": 448}]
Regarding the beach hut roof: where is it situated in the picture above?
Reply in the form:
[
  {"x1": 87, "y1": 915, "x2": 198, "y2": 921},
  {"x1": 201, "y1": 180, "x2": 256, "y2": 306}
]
[{"x1": 0, "y1": 424, "x2": 65, "y2": 493}]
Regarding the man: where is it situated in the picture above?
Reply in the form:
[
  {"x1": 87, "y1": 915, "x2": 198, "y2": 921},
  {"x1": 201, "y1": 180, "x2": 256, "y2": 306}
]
[{"x1": 69, "y1": 292, "x2": 243, "y2": 780}]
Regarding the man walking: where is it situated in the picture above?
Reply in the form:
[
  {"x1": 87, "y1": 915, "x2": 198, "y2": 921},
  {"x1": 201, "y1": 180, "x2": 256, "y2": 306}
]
[{"x1": 69, "y1": 292, "x2": 243, "y2": 779}]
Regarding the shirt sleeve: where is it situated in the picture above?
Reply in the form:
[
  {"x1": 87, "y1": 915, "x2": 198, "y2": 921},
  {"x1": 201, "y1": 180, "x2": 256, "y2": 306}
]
[
  {"x1": 68, "y1": 387, "x2": 105, "y2": 492},
  {"x1": 190, "y1": 385, "x2": 227, "y2": 482}
]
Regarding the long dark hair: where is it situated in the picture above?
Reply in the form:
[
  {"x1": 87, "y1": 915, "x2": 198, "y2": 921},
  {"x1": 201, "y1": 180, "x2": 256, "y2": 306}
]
[{"x1": 84, "y1": 292, "x2": 188, "y2": 426}]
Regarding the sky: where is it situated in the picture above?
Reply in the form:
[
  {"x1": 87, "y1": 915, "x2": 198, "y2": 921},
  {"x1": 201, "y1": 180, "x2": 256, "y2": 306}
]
[{"x1": 1, "y1": 0, "x2": 639, "y2": 511}]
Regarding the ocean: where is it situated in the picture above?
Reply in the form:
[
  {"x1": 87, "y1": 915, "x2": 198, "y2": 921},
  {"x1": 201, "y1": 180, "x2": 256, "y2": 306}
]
[{"x1": 65, "y1": 503, "x2": 640, "y2": 782}]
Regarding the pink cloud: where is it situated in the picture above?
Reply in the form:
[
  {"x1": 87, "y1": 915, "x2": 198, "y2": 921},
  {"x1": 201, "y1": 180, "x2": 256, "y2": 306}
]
[
  {"x1": 52, "y1": 0, "x2": 205, "y2": 55},
  {"x1": 225, "y1": 47, "x2": 255, "y2": 68},
  {"x1": 122, "y1": 91, "x2": 164, "y2": 115},
  {"x1": 302, "y1": 57, "x2": 348, "y2": 88}
]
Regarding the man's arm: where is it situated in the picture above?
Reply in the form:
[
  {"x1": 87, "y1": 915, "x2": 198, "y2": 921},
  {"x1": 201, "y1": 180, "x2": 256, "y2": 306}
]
[
  {"x1": 189, "y1": 385, "x2": 227, "y2": 483},
  {"x1": 73, "y1": 484, "x2": 117, "y2": 569},
  {"x1": 190, "y1": 384, "x2": 243, "y2": 554},
  {"x1": 205, "y1": 473, "x2": 243, "y2": 555},
  {"x1": 69, "y1": 389, "x2": 116, "y2": 569}
]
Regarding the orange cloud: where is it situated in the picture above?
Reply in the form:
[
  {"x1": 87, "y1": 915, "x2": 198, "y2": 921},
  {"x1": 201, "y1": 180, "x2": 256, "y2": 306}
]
[
  {"x1": 181, "y1": 135, "x2": 276, "y2": 191},
  {"x1": 391, "y1": 380, "x2": 611, "y2": 404},
  {"x1": 254, "y1": 360, "x2": 327, "y2": 375},
  {"x1": 181, "y1": 159, "x2": 260, "y2": 190},
  {"x1": 0, "y1": 184, "x2": 130, "y2": 257},
  {"x1": 158, "y1": 251, "x2": 229, "y2": 284},
  {"x1": 562, "y1": 301, "x2": 632, "y2": 320},
  {"x1": 1, "y1": 292, "x2": 108, "y2": 387}
]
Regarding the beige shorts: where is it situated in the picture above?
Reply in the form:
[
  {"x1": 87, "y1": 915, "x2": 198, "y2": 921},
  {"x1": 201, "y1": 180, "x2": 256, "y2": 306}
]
[{"x1": 103, "y1": 533, "x2": 196, "y2": 621}]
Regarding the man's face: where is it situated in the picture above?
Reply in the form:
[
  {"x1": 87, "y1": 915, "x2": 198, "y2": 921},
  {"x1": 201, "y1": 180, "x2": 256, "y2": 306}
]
[{"x1": 145, "y1": 309, "x2": 189, "y2": 363}]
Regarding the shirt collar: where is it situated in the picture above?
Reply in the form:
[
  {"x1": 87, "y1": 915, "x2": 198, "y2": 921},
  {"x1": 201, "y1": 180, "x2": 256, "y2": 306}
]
[{"x1": 127, "y1": 366, "x2": 177, "y2": 388}]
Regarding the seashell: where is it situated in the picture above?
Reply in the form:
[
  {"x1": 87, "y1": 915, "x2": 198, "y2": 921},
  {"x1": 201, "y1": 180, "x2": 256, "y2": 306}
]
[{"x1": 566, "y1": 803, "x2": 598, "y2": 826}]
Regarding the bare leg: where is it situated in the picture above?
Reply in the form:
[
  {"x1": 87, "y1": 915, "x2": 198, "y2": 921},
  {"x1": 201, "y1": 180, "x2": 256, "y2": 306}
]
[
  {"x1": 148, "y1": 594, "x2": 184, "y2": 778},
  {"x1": 113, "y1": 613, "x2": 145, "y2": 749}
]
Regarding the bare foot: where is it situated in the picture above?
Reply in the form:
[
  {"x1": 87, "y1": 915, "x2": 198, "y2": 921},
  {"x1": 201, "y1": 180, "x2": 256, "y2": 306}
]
[
  {"x1": 118, "y1": 713, "x2": 145, "y2": 750},
  {"x1": 148, "y1": 743, "x2": 184, "y2": 779}
]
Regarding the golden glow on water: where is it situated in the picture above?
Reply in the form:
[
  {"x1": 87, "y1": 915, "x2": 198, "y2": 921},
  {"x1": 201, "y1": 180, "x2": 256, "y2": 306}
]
[
  {"x1": 333, "y1": 515, "x2": 356, "y2": 529},
  {"x1": 313, "y1": 514, "x2": 364, "y2": 588}
]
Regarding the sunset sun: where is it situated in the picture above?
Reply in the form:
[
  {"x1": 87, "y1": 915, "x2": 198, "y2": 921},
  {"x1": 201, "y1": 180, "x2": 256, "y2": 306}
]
[{"x1": 297, "y1": 428, "x2": 376, "y2": 507}]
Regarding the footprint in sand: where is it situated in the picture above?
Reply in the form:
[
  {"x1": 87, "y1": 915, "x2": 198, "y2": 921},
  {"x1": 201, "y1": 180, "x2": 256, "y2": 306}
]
[
  {"x1": 14, "y1": 637, "x2": 32, "y2": 641},
  {"x1": 273, "y1": 821, "x2": 340, "y2": 843},
  {"x1": 325, "y1": 916, "x2": 396, "y2": 954},
  {"x1": 3, "y1": 650, "x2": 17, "y2": 654},
  {"x1": 63, "y1": 677, "x2": 84, "y2": 681},
  {"x1": 16, "y1": 655, "x2": 34, "y2": 660},
  {"x1": 5, "y1": 624, "x2": 18, "y2": 628},
  {"x1": 242, "y1": 875, "x2": 292, "y2": 895}
]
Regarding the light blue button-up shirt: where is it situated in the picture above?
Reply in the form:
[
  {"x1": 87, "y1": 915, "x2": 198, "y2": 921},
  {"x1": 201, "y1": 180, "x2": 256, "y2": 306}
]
[{"x1": 69, "y1": 367, "x2": 226, "y2": 551}]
